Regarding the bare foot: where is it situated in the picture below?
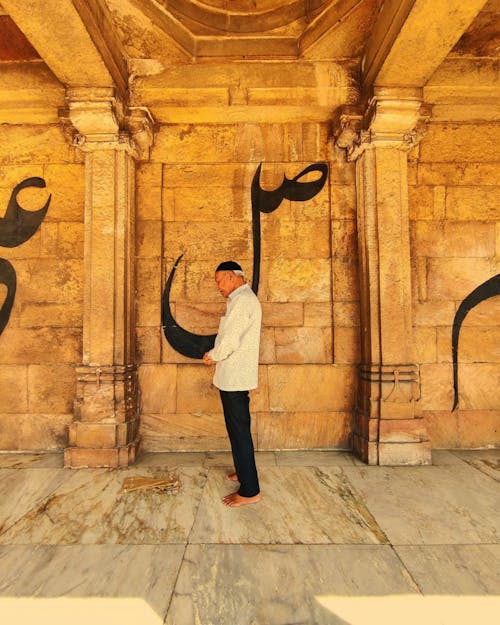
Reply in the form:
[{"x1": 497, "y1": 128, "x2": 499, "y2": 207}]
[
  {"x1": 226, "y1": 472, "x2": 239, "y2": 482},
  {"x1": 222, "y1": 491, "x2": 262, "y2": 508}
]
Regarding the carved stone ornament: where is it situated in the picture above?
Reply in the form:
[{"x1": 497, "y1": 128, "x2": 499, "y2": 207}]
[
  {"x1": 60, "y1": 88, "x2": 155, "y2": 160},
  {"x1": 334, "y1": 97, "x2": 431, "y2": 160},
  {"x1": 332, "y1": 105, "x2": 363, "y2": 161}
]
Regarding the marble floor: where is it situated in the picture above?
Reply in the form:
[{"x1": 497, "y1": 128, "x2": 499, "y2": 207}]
[{"x1": 0, "y1": 448, "x2": 499, "y2": 624}]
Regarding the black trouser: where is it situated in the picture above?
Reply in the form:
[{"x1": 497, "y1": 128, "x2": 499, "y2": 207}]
[{"x1": 219, "y1": 390, "x2": 260, "y2": 497}]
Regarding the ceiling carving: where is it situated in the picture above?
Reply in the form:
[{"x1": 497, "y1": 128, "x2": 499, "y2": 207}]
[
  {"x1": 0, "y1": 0, "x2": 496, "y2": 66},
  {"x1": 152, "y1": 0, "x2": 331, "y2": 33},
  {"x1": 130, "y1": 0, "x2": 374, "y2": 58}
]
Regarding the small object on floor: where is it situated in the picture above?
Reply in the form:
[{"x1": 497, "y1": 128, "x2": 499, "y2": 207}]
[{"x1": 121, "y1": 471, "x2": 180, "y2": 495}]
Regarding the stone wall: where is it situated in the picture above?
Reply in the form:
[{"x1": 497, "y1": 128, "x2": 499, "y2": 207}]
[
  {"x1": 410, "y1": 121, "x2": 500, "y2": 448},
  {"x1": 0, "y1": 123, "x2": 84, "y2": 450},
  {"x1": 0, "y1": 118, "x2": 498, "y2": 454},
  {"x1": 136, "y1": 122, "x2": 359, "y2": 451}
]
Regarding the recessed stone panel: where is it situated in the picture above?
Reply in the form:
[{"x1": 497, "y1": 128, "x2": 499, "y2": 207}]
[
  {"x1": 257, "y1": 411, "x2": 351, "y2": 449},
  {"x1": 138, "y1": 364, "x2": 177, "y2": 415},
  {"x1": 268, "y1": 364, "x2": 355, "y2": 412},
  {"x1": 28, "y1": 364, "x2": 75, "y2": 414}
]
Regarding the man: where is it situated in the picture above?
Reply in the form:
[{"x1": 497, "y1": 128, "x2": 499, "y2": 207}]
[{"x1": 203, "y1": 260, "x2": 262, "y2": 508}]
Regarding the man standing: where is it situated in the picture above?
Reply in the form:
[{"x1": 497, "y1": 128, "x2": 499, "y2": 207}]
[{"x1": 203, "y1": 260, "x2": 262, "y2": 508}]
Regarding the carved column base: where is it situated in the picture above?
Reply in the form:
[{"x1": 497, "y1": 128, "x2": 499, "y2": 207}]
[
  {"x1": 353, "y1": 364, "x2": 432, "y2": 466},
  {"x1": 64, "y1": 365, "x2": 141, "y2": 468}
]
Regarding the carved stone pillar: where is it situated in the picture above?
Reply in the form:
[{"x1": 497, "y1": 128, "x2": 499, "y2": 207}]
[
  {"x1": 334, "y1": 89, "x2": 432, "y2": 465},
  {"x1": 61, "y1": 88, "x2": 154, "y2": 468}
]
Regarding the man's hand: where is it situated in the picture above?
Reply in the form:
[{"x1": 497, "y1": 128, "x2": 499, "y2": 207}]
[{"x1": 203, "y1": 352, "x2": 215, "y2": 365}]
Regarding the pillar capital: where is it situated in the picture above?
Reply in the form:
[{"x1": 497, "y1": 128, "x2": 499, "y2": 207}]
[
  {"x1": 59, "y1": 88, "x2": 156, "y2": 161},
  {"x1": 333, "y1": 93, "x2": 431, "y2": 161}
]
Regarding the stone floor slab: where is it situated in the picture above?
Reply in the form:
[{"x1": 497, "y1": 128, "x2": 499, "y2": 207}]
[
  {"x1": 165, "y1": 544, "x2": 419, "y2": 625},
  {"x1": 343, "y1": 465, "x2": 500, "y2": 545},
  {"x1": 275, "y1": 450, "x2": 356, "y2": 466},
  {"x1": 0, "y1": 466, "x2": 207, "y2": 545},
  {"x1": 0, "y1": 452, "x2": 64, "y2": 469},
  {"x1": 203, "y1": 450, "x2": 277, "y2": 468},
  {"x1": 394, "y1": 544, "x2": 500, "y2": 594},
  {"x1": 0, "y1": 544, "x2": 184, "y2": 622},
  {"x1": 430, "y1": 450, "x2": 468, "y2": 466},
  {"x1": 189, "y1": 466, "x2": 387, "y2": 545},
  {"x1": 138, "y1": 451, "x2": 208, "y2": 467},
  {"x1": 0, "y1": 468, "x2": 69, "y2": 536},
  {"x1": 451, "y1": 450, "x2": 500, "y2": 482}
]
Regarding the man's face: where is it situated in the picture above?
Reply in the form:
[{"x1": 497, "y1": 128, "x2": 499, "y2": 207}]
[{"x1": 215, "y1": 271, "x2": 239, "y2": 298}]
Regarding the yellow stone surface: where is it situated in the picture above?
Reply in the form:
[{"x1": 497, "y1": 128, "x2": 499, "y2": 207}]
[
  {"x1": 333, "y1": 327, "x2": 360, "y2": 364},
  {"x1": 437, "y1": 326, "x2": 500, "y2": 364},
  {"x1": 0, "y1": 365, "x2": 28, "y2": 412},
  {"x1": 137, "y1": 178, "x2": 162, "y2": 221},
  {"x1": 268, "y1": 258, "x2": 332, "y2": 303},
  {"x1": 268, "y1": 365, "x2": 355, "y2": 412},
  {"x1": 414, "y1": 327, "x2": 437, "y2": 364},
  {"x1": 257, "y1": 411, "x2": 351, "y2": 450},
  {"x1": 0, "y1": 125, "x2": 74, "y2": 165},
  {"x1": 138, "y1": 364, "x2": 177, "y2": 415},
  {"x1": 27, "y1": 364, "x2": 75, "y2": 414},
  {"x1": 420, "y1": 123, "x2": 500, "y2": 163},
  {"x1": 424, "y1": 409, "x2": 500, "y2": 450},
  {"x1": 0, "y1": 1, "x2": 497, "y2": 459},
  {"x1": 136, "y1": 220, "x2": 162, "y2": 258},
  {"x1": 446, "y1": 187, "x2": 500, "y2": 221},
  {"x1": 0, "y1": 328, "x2": 81, "y2": 365},
  {"x1": 333, "y1": 302, "x2": 359, "y2": 327},
  {"x1": 426, "y1": 258, "x2": 494, "y2": 301},
  {"x1": 0, "y1": 413, "x2": 73, "y2": 451},
  {"x1": 261, "y1": 303, "x2": 304, "y2": 327},
  {"x1": 304, "y1": 302, "x2": 333, "y2": 327},
  {"x1": 259, "y1": 327, "x2": 277, "y2": 364},
  {"x1": 136, "y1": 326, "x2": 161, "y2": 364},
  {"x1": 140, "y1": 412, "x2": 233, "y2": 452},
  {"x1": 413, "y1": 222, "x2": 495, "y2": 258},
  {"x1": 275, "y1": 327, "x2": 333, "y2": 363},
  {"x1": 176, "y1": 365, "x2": 223, "y2": 414}
]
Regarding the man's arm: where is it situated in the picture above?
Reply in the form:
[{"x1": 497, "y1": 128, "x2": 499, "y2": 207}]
[{"x1": 206, "y1": 297, "x2": 248, "y2": 363}]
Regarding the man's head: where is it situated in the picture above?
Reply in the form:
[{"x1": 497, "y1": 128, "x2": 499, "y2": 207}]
[{"x1": 215, "y1": 260, "x2": 245, "y2": 298}]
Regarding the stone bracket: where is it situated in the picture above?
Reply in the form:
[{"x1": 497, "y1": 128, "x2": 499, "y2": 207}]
[
  {"x1": 59, "y1": 89, "x2": 156, "y2": 160},
  {"x1": 333, "y1": 95, "x2": 432, "y2": 161}
]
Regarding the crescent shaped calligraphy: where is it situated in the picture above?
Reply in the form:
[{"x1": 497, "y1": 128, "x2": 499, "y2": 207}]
[
  {"x1": 162, "y1": 162, "x2": 329, "y2": 359},
  {"x1": 0, "y1": 177, "x2": 51, "y2": 337},
  {"x1": 161, "y1": 254, "x2": 216, "y2": 359},
  {"x1": 451, "y1": 273, "x2": 500, "y2": 411},
  {"x1": 0, "y1": 176, "x2": 51, "y2": 248},
  {"x1": 0, "y1": 259, "x2": 16, "y2": 335}
]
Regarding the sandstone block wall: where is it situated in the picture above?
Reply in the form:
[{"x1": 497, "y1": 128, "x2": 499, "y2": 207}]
[
  {"x1": 0, "y1": 124, "x2": 84, "y2": 450},
  {"x1": 410, "y1": 121, "x2": 500, "y2": 448},
  {"x1": 1, "y1": 117, "x2": 498, "y2": 454},
  {"x1": 136, "y1": 122, "x2": 359, "y2": 451}
]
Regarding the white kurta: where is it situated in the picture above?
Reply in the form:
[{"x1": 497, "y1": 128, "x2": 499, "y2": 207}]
[{"x1": 207, "y1": 283, "x2": 262, "y2": 391}]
